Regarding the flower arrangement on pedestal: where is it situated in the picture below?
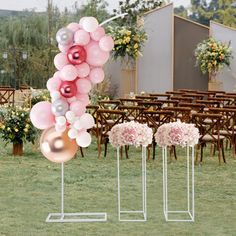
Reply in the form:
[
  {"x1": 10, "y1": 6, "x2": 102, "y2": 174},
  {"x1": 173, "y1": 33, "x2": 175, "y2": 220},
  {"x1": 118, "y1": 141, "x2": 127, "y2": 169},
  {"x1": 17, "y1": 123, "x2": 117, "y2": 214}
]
[
  {"x1": 108, "y1": 26, "x2": 147, "y2": 61},
  {"x1": 155, "y1": 121, "x2": 199, "y2": 148},
  {"x1": 0, "y1": 106, "x2": 37, "y2": 155},
  {"x1": 109, "y1": 121, "x2": 153, "y2": 148},
  {"x1": 195, "y1": 37, "x2": 233, "y2": 79}
]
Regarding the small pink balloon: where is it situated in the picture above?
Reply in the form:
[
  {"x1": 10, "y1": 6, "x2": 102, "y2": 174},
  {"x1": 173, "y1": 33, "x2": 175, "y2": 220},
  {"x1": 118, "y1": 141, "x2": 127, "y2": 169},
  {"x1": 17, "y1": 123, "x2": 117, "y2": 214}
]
[
  {"x1": 85, "y1": 41, "x2": 109, "y2": 66},
  {"x1": 76, "y1": 131, "x2": 92, "y2": 147},
  {"x1": 58, "y1": 43, "x2": 73, "y2": 53},
  {"x1": 99, "y1": 35, "x2": 114, "y2": 52},
  {"x1": 60, "y1": 65, "x2": 78, "y2": 81},
  {"x1": 30, "y1": 101, "x2": 55, "y2": 130},
  {"x1": 79, "y1": 17, "x2": 87, "y2": 27},
  {"x1": 76, "y1": 94, "x2": 90, "y2": 106},
  {"x1": 70, "y1": 101, "x2": 86, "y2": 117},
  {"x1": 54, "y1": 53, "x2": 69, "y2": 70},
  {"x1": 46, "y1": 77, "x2": 61, "y2": 92},
  {"x1": 67, "y1": 22, "x2": 80, "y2": 32},
  {"x1": 53, "y1": 71, "x2": 61, "y2": 79},
  {"x1": 74, "y1": 29, "x2": 90, "y2": 46},
  {"x1": 89, "y1": 67, "x2": 105, "y2": 84},
  {"x1": 90, "y1": 26, "x2": 105, "y2": 41},
  {"x1": 76, "y1": 62, "x2": 90, "y2": 77},
  {"x1": 76, "y1": 78, "x2": 92, "y2": 94}
]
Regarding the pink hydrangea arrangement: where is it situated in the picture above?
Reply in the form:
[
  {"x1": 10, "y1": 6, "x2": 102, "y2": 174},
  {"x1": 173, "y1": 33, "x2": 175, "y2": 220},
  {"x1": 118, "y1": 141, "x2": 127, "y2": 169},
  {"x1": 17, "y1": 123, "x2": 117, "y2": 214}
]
[
  {"x1": 155, "y1": 121, "x2": 199, "y2": 147},
  {"x1": 109, "y1": 121, "x2": 153, "y2": 148}
]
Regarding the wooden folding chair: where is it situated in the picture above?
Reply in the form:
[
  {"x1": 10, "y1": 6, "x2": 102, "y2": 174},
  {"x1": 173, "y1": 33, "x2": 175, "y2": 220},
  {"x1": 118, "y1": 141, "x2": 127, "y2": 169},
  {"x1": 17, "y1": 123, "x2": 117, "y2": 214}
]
[
  {"x1": 96, "y1": 109, "x2": 126, "y2": 159},
  {"x1": 163, "y1": 107, "x2": 191, "y2": 123},
  {"x1": 0, "y1": 88, "x2": 15, "y2": 105},
  {"x1": 191, "y1": 113, "x2": 226, "y2": 164},
  {"x1": 118, "y1": 105, "x2": 145, "y2": 123},
  {"x1": 98, "y1": 100, "x2": 120, "y2": 110},
  {"x1": 137, "y1": 101, "x2": 163, "y2": 110},
  {"x1": 142, "y1": 110, "x2": 174, "y2": 160},
  {"x1": 178, "y1": 103, "x2": 205, "y2": 113},
  {"x1": 119, "y1": 98, "x2": 142, "y2": 106}
]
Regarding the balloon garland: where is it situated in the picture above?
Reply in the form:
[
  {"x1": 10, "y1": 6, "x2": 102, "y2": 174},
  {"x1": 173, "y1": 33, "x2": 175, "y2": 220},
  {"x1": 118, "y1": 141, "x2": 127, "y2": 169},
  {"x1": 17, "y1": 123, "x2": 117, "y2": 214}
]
[{"x1": 30, "y1": 17, "x2": 114, "y2": 163}]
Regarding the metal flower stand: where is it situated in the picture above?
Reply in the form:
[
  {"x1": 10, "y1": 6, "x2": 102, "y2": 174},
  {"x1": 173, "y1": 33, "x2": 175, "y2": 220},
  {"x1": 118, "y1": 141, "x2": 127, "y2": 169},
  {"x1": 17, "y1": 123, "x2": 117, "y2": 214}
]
[
  {"x1": 46, "y1": 163, "x2": 107, "y2": 223},
  {"x1": 117, "y1": 146, "x2": 147, "y2": 222},
  {"x1": 162, "y1": 146, "x2": 195, "y2": 222}
]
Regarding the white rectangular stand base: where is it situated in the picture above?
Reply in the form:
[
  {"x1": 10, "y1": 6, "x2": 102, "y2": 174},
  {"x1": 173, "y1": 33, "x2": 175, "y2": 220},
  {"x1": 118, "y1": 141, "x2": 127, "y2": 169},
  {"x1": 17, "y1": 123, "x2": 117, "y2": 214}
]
[
  {"x1": 164, "y1": 211, "x2": 194, "y2": 222},
  {"x1": 46, "y1": 212, "x2": 107, "y2": 223},
  {"x1": 119, "y1": 211, "x2": 147, "y2": 222}
]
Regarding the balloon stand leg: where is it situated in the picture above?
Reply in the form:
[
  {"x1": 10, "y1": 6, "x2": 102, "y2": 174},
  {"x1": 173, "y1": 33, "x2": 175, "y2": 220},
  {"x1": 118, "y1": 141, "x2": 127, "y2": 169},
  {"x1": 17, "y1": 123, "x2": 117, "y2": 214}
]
[{"x1": 46, "y1": 163, "x2": 107, "y2": 223}]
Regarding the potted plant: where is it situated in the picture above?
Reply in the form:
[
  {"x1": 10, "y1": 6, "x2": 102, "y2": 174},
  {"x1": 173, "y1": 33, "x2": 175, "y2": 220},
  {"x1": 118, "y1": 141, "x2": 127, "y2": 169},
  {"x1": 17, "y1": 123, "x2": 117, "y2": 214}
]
[
  {"x1": 0, "y1": 106, "x2": 37, "y2": 155},
  {"x1": 195, "y1": 37, "x2": 233, "y2": 90}
]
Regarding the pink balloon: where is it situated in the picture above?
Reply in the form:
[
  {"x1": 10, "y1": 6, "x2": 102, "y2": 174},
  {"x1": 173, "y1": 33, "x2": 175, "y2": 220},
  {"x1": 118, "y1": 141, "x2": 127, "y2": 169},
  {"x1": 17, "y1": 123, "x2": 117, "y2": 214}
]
[
  {"x1": 74, "y1": 29, "x2": 90, "y2": 46},
  {"x1": 30, "y1": 101, "x2": 55, "y2": 130},
  {"x1": 76, "y1": 78, "x2": 92, "y2": 94},
  {"x1": 79, "y1": 113, "x2": 95, "y2": 129},
  {"x1": 90, "y1": 26, "x2": 105, "y2": 41},
  {"x1": 89, "y1": 67, "x2": 105, "y2": 84},
  {"x1": 67, "y1": 22, "x2": 80, "y2": 32},
  {"x1": 76, "y1": 131, "x2": 92, "y2": 147},
  {"x1": 53, "y1": 71, "x2": 61, "y2": 79},
  {"x1": 76, "y1": 94, "x2": 90, "y2": 106},
  {"x1": 85, "y1": 41, "x2": 109, "y2": 66},
  {"x1": 79, "y1": 17, "x2": 87, "y2": 27},
  {"x1": 58, "y1": 43, "x2": 73, "y2": 53},
  {"x1": 54, "y1": 53, "x2": 69, "y2": 70},
  {"x1": 76, "y1": 62, "x2": 90, "y2": 77},
  {"x1": 70, "y1": 101, "x2": 86, "y2": 117},
  {"x1": 46, "y1": 77, "x2": 61, "y2": 92},
  {"x1": 60, "y1": 65, "x2": 78, "y2": 81},
  {"x1": 99, "y1": 36, "x2": 114, "y2": 52}
]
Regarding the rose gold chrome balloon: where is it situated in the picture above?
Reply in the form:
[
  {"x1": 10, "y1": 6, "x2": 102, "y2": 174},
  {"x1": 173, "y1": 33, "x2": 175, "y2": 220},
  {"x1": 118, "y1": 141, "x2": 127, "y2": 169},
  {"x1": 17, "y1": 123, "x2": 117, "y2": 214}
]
[{"x1": 40, "y1": 126, "x2": 78, "y2": 163}]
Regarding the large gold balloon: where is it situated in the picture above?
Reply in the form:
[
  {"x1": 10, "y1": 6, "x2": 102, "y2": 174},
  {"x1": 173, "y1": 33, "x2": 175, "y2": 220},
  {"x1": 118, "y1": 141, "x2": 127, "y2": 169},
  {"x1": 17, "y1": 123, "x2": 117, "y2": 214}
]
[{"x1": 40, "y1": 126, "x2": 78, "y2": 163}]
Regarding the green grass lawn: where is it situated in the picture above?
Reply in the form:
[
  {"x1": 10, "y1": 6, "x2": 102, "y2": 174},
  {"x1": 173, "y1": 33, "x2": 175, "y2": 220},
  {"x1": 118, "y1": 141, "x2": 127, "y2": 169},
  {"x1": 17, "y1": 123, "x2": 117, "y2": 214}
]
[{"x1": 0, "y1": 139, "x2": 236, "y2": 236}]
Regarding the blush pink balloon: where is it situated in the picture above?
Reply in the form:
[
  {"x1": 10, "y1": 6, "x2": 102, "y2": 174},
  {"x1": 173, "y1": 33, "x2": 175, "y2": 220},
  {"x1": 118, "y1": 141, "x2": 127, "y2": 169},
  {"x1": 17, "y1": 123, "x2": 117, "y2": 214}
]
[
  {"x1": 46, "y1": 77, "x2": 61, "y2": 92},
  {"x1": 74, "y1": 29, "x2": 90, "y2": 46},
  {"x1": 89, "y1": 67, "x2": 105, "y2": 84},
  {"x1": 67, "y1": 22, "x2": 80, "y2": 32},
  {"x1": 58, "y1": 43, "x2": 73, "y2": 53},
  {"x1": 90, "y1": 26, "x2": 105, "y2": 41},
  {"x1": 99, "y1": 35, "x2": 114, "y2": 52},
  {"x1": 76, "y1": 94, "x2": 90, "y2": 106},
  {"x1": 54, "y1": 53, "x2": 69, "y2": 70},
  {"x1": 53, "y1": 71, "x2": 61, "y2": 79},
  {"x1": 82, "y1": 17, "x2": 99, "y2": 32},
  {"x1": 70, "y1": 101, "x2": 86, "y2": 117},
  {"x1": 76, "y1": 78, "x2": 92, "y2": 94},
  {"x1": 85, "y1": 41, "x2": 109, "y2": 66},
  {"x1": 60, "y1": 65, "x2": 78, "y2": 81},
  {"x1": 76, "y1": 131, "x2": 92, "y2": 147},
  {"x1": 79, "y1": 17, "x2": 87, "y2": 27},
  {"x1": 76, "y1": 62, "x2": 90, "y2": 77},
  {"x1": 30, "y1": 101, "x2": 55, "y2": 130}
]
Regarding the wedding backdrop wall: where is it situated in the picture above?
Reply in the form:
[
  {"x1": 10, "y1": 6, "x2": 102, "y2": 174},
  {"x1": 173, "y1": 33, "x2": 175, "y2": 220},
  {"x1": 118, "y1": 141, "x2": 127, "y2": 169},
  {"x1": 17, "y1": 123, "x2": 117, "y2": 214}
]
[
  {"x1": 137, "y1": 4, "x2": 173, "y2": 93},
  {"x1": 210, "y1": 21, "x2": 236, "y2": 92},
  {"x1": 174, "y1": 16, "x2": 209, "y2": 91}
]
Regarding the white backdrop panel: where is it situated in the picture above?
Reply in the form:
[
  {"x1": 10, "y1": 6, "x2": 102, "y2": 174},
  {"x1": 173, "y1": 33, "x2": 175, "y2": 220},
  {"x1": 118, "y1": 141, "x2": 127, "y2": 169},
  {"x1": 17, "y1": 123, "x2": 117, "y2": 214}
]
[
  {"x1": 137, "y1": 4, "x2": 173, "y2": 93},
  {"x1": 210, "y1": 22, "x2": 236, "y2": 92}
]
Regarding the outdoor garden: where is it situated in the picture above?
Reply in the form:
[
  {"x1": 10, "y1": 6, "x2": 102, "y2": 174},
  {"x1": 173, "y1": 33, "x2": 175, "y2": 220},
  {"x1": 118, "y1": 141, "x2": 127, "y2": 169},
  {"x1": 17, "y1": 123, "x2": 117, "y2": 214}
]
[{"x1": 0, "y1": 0, "x2": 236, "y2": 235}]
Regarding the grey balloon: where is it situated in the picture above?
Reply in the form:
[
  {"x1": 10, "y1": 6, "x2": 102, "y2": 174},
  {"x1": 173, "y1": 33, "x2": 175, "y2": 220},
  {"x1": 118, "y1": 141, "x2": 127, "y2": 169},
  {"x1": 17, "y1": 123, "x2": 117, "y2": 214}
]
[
  {"x1": 51, "y1": 99, "x2": 69, "y2": 116},
  {"x1": 56, "y1": 27, "x2": 73, "y2": 46}
]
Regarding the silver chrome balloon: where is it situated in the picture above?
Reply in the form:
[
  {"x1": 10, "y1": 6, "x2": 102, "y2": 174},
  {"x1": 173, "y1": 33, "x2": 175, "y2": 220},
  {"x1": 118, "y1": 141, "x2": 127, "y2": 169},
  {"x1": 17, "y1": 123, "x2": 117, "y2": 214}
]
[
  {"x1": 51, "y1": 99, "x2": 69, "y2": 116},
  {"x1": 56, "y1": 27, "x2": 73, "y2": 46}
]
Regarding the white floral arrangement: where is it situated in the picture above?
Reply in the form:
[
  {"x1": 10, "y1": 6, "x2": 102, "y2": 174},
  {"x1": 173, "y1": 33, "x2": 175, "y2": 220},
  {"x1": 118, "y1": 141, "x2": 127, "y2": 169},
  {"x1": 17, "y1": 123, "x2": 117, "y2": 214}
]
[
  {"x1": 109, "y1": 121, "x2": 153, "y2": 148},
  {"x1": 155, "y1": 121, "x2": 199, "y2": 147}
]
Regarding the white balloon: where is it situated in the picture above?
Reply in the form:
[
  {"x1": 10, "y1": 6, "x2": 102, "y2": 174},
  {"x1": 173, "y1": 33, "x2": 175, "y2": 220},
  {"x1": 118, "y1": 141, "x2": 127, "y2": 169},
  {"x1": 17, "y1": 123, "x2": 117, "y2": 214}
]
[
  {"x1": 65, "y1": 111, "x2": 76, "y2": 123},
  {"x1": 76, "y1": 131, "x2": 92, "y2": 147},
  {"x1": 50, "y1": 91, "x2": 61, "y2": 101},
  {"x1": 68, "y1": 128, "x2": 79, "y2": 139},
  {"x1": 73, "y1": 119, "x2": 82, "y2": 130},
  {"x1": 55, "y1": 124, "x2": 66, "y2": 133},
  {"x1": 79, "y1": 113, "x2": 95, "y2": 129},
  {"x1": 55, "y1": 116, "x2": 66, "y2": 126},
  {"x1": 82, "y1": 17, "x2": 99, "y2": 32}
]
